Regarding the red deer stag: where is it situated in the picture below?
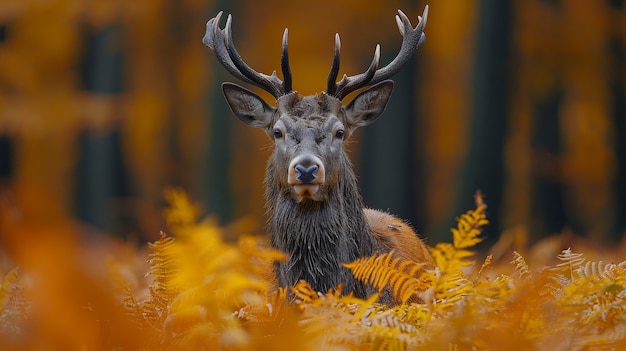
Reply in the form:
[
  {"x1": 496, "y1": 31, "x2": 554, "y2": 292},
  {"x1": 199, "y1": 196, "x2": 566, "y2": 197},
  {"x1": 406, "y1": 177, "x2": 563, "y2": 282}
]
[{"x1": 203, "y1": 6, "x2": 434, "y2": 304}]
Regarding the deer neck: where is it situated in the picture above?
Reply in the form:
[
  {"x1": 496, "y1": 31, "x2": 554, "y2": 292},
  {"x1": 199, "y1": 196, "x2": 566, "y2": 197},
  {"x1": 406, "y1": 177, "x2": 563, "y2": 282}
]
[{"x1": 265, "y1": 162, "x2": 379, "y2": 295}]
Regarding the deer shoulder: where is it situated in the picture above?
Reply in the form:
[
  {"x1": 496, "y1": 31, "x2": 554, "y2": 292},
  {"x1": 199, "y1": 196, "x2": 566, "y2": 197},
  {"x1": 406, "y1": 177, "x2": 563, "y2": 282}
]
[{"x1": 364, "y1": 208, "x2": 435, "y2": 269}]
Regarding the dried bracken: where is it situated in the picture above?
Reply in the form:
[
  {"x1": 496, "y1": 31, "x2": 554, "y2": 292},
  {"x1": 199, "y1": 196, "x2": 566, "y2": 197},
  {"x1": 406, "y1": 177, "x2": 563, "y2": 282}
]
[{"x1": 0, "y1": 190, "x2": 625, "y2": 350}]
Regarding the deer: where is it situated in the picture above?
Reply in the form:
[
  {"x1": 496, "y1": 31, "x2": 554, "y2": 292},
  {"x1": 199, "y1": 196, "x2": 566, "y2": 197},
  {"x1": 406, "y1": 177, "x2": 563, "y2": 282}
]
[{"x1": 203, "y1": 6, "x2": 434, "y2": 305}]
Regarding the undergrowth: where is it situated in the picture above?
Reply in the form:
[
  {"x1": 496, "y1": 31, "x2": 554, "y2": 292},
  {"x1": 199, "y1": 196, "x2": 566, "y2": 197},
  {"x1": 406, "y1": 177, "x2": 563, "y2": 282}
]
[{"x1": 1, "y1": 190, "x2": 625, "y2": 350}]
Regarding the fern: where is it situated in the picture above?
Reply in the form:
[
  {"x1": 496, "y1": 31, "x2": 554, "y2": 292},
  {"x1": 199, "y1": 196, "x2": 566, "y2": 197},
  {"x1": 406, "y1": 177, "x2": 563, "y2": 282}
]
[
  {"x1": 5, "y1": 189, "x2": 626, "y2": 350},
  {"x1": 146, "y1": 232, "x2": 179, "y2": 303},
  {"x1": 554, "y1": 247, "x2": 586, "y2": 281},
  {"x1": 452, "y1": 191, "x2": 488, "y2": 250},
  {"x1": 236, "y1": 287, "x2": 289, "y2": 321},
  {"x1": 475, "y1": 254, "x2": 493, "y2": 279},
  {"x1": 0, "y1": 267, "x2": 19, "y2": 309},
  {"x1": 545, "y1": 249, "x2": 626, "y2": 344},
  {"x1": 429, "y1": 269, "x2": 473, "y2": 311},
  {"x1": 392, "y1": 303, "x2": 432, "y2": 329},
  {"x1": 110, "y1": 191, "x2": 289, "y2": 350},
  {"x1": 162, "y1": 188, "x2": 201, "y2": 229},
  {"x1": 511, "y1": 251, "x2": 532, "y2": 280},
  {"x1": 430, "y1": 192, "x2": 488, "y2": 274},
  {"x1": 419, "y1": 193, "x2": 490, "y2": 319},
  {"x1": 0, "y1": 267, "x2": 28, "y2": 335},
  {"x1": 292, "y1": 280, "x2": 428, "y2": 350},
  {"x1": 344, "y1": 252, "x2": 428, "y2": 304},
  {"x1": 578, "y1": 260, "x2": 622, "y2": 280}
]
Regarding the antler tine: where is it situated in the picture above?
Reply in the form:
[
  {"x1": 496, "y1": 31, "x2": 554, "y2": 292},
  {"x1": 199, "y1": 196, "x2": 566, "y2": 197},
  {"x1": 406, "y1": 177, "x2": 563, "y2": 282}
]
[
  {"x1": 328, "y1": 5, "x2": 429, "y2": 100},
  {"x1": 203, "y1": 12, "x2": 290, "y2": 98},
  {"x1": 203, "y1": 12, "x2": 254, "y2": 86},
  {"x1": 326, "y1": 34, "x2": 341, "y2": 96},
  {"x1": 223, "y1": 15, "x2": 287, "y2": 98},
  {"x1": 332, "y1": 45, "x2": 380, "y2": 99},
  {"x1": 281, "y1": 28, "x2": 292, "y2": 93}
]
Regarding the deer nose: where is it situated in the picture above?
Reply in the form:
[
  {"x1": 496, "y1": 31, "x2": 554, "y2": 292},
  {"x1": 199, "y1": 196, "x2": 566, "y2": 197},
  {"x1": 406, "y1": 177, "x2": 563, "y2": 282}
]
[
  {"x1": 288, "y1": 155, "x2": 325, "y2": 185},
  {"x1": 295, "y1": 164, "x2": 318, "y2": 183}
]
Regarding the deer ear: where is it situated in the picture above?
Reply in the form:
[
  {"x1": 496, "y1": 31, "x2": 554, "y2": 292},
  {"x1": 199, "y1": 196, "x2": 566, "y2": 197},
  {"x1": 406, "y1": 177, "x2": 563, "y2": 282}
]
[
  {"x1": 342, "y1": 80, "x2": 394, "y2": 130},
  {"x1": 222, "y1": 82, "x2": 276, "y2": 128}
]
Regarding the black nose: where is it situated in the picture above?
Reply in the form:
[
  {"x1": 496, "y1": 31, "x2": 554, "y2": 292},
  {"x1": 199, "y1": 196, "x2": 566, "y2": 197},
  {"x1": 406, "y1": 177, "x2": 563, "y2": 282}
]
[{"x1": 295, "y1": 164, "x2": 318, "y2": 183}]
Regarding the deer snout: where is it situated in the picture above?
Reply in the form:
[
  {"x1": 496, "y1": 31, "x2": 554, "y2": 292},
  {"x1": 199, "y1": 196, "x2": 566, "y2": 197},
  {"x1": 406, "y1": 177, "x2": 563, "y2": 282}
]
[
  {"x1": 288, "y1": 156, "x2": 325, "y2": 185},
  {"x1": 295, "y1": 164, "x2": 318, "y2": 183}
]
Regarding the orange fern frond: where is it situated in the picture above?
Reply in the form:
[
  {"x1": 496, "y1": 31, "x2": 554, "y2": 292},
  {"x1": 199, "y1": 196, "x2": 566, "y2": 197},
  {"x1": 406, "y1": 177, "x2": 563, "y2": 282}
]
[
  {"x1": 476, "y1": 254, "x2": 493, "y2": 278},
  {"x1": 292, "y1": 280, "x2": 321, "y2": 304},
  {"x1": 452, "y1": 192, "x2": 488, "y2": 250},
  {"x1": 511, "y1": 251, "x2": 532, "y2": 280},
  {"x1": 430, "y1": 193, "x2": 489, "y2": 275},
  {"x1": 236, "y1": 288, "x2": 290, "y2": 322},
  {"x1": 344, "y1": 252, "x2": 428, "y2": 304},
  {"x1": 554, "y1": 247, "x2": 586, "y2": 281},
  {"x1": 392, "y1": 303, "x2": 432, "y2": 328},
  {"x1": 162, "y1": 188, "x2": 202, "y2": 229},
  {"x1": 146, "y1": 232, "x2": 178, "y2": 299},
  {"x1": 430, "y1": 243, "x2": 475, "y2": 273},
  {"x1": 0, "y1": 267, "x2": 19, "y2": 308},
  {"x1": 0, "y1": 267, "x2": 28, "y2": 335},
  {"x1": 236, "y1": 234, "x2": 287, "y2": 283}
]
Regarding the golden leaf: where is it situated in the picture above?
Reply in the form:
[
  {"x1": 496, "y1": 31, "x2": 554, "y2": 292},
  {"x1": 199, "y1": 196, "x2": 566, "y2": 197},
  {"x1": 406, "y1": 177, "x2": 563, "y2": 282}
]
[{"x1": 343, "y1": 252, "x2": 428, "y2": 304}]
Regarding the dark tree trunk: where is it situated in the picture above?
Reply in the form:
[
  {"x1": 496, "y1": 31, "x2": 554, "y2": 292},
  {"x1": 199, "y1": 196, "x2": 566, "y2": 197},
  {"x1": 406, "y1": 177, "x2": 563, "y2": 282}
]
[
  {"x1": 75, "y1": 24, "x2": 130, "y2": 235},
  {"x1": 608, "y1": 0, "x2": 625, "y2": 243},
  {"x1": 201, "y1": 0, "x2": 238, "y2": 224},
  {"x1": 457, "y1": 0, "x2": 512, "y2": 246},
  {"x1": 359, "y1": 55, "x2": 419, "y2": 229}
]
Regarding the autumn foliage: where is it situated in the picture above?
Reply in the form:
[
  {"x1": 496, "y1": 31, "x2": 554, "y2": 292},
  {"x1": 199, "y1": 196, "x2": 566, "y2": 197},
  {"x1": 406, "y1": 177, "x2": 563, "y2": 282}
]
[
  {"x1": 1, "y1": 190, "x2": 625, "y2": 350},
  {"x1": 0, "y1": 1, "x2": 624, "y2": 350}
]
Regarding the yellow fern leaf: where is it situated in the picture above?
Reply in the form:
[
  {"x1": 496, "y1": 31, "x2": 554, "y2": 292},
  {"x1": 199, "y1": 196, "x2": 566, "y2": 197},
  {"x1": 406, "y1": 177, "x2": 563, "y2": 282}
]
[
  {"x1": 430, "y1": 193, "x2": 489, "y2": 276},
  {"x1": 392, "y1": 303, "x2": 432, "y2": 329},
  {"x1": 146, "y1": 232, "x2": 178, "y2": 299},
  {"x1": 535, "y1": 247, "x2": 626, "y2": 344},
  {"x1": 343, "y1": 252, "x2": 427, "y2": 304},
  {"x1": 511, "y1": 251, "x2": 532, "y2": 280},
  {"x1": 476, "y1": 254, "x2": 493, "y2": 278},
  {"x1": 292, "y1": 280, "x2": 320, "y2": 304},
  {"x1": 236, "y1": 288, "x2": 289, "y2": 323},
  {"x1": 0, "y1": 267, "x2": 19, "y2": 309},
  {"x1": 452, "y1": 192, "x2": 488, "y2": 250},
  {"x1": 430, "y1": 270, "x2": 472, "y2": 310},
  {"x1": 554, "y1": 247, "x2": 586, "y2": 282},
  {"x1": 472, "y1": 273, "x2": 515, "y2": 310},
  {"x1": 430, "y1": 243, "x2": 475, "y2": 273},
  {"x1": 0, "y1": 266, "x2": 28, "y2": 337},
  {"x1": 162, "y1": 188, "x2": 202, "y2": 230}
]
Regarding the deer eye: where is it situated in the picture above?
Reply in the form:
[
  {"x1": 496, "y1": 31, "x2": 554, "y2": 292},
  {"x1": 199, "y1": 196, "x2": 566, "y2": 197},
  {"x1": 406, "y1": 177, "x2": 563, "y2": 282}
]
[
  {"x1": 273, "y1": 129, "x2": 283, "y2": 139},
  {"x1": 335, "y1": 129, "x2": 345, "y2": 139}
]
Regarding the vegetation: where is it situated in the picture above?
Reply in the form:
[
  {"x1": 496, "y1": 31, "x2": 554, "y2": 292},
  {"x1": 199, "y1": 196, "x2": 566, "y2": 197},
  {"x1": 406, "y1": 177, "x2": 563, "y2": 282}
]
[
  {"x1": 0, "y1": 2, "x2": 623, "y2": 349},
  {"x1": 1, "y1": 190, "x2": 624, "y2": 350}
]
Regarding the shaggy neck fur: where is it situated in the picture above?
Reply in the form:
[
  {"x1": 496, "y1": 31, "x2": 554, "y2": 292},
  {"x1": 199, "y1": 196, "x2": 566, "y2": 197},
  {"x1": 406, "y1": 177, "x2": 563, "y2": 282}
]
[{"x1": 265, "y1": 152, "x2": 381, "y2": 297}]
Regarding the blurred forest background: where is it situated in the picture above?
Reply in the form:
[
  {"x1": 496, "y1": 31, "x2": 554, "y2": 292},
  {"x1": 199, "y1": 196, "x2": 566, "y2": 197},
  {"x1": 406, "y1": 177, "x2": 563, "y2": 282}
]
[{"x1": 0, "y1": 0, "x2": 624, "y2": 251}]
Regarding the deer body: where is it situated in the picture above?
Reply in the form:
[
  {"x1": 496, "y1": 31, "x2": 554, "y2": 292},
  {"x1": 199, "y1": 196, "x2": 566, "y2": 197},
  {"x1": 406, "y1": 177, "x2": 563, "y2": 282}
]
[{"x1": 204, "y1": 7, "x2": 434, "y2": 304}]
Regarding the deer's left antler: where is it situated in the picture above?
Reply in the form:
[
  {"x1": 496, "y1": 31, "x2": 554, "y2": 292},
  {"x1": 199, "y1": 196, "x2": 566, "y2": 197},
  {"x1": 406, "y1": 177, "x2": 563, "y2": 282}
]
[{"x1": 326, "y1": 5, "x2": 429, "y2": 100}]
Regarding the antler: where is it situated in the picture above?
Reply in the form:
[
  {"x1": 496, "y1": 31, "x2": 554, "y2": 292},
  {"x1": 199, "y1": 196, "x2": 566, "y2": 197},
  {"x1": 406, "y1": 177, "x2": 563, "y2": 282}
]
[
  {"x1": 203, "y1": 12, "x2": 292, "y2": 98},
  {"x1": 326, "y1": 5, "x2": 429, "y2": 100}
]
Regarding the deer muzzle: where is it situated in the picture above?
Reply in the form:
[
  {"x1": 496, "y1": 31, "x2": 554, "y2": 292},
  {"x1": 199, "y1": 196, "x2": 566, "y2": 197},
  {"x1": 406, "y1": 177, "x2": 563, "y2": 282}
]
[{"x1": 288, "y1": 155, "x2": 325, "y2": 201}]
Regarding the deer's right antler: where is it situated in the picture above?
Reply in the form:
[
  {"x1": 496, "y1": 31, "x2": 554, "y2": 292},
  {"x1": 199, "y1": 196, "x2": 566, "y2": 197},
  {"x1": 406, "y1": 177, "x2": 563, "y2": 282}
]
[
  {"x1": 326, "y1": 6, "x2": 429, "y2": 100},
  {"x1": 203, "y1": 12, "x2": 292, "y2": 98}
]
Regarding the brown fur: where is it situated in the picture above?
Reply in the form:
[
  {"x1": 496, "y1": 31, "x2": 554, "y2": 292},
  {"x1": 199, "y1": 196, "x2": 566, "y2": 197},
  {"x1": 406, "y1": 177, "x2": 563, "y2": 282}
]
[{"x1": 364, "y1": 208, "x2": 435, "y2": 268}]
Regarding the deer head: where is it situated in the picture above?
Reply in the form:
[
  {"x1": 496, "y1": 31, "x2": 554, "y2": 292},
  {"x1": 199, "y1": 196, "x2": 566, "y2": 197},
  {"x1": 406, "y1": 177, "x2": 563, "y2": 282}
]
[{"x1": 203, "y1": 7, "x2": 428, "y2": 204}]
